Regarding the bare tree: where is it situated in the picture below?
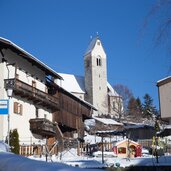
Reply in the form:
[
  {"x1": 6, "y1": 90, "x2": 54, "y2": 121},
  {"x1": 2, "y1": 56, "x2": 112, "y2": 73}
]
[
  {"x1": 143, "y1": 0, "x2": 171, "y2": 53},
  {"x1": 113, "y1": 84, "x2": 133, "y2": 115}
]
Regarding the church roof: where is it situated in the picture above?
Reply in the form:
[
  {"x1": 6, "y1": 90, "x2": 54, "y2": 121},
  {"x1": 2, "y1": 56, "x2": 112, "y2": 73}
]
[
  {"x1": 58, "y1": 73, "x2": 120, "y2": 97},
  {"x1": 107, "y1": 82, "x2": 120, "y2": 97},
  {"x1": 58, "y1": 73, "x2": 85, "y2": 94},
  {"x1": 84, "y1": 37, "x2": 98, "y2": 56}
]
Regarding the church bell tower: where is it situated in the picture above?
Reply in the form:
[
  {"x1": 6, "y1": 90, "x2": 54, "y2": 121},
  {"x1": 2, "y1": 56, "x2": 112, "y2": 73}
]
[{"x1": 84, "y1": 37, "x2": 108, "y2": 116}]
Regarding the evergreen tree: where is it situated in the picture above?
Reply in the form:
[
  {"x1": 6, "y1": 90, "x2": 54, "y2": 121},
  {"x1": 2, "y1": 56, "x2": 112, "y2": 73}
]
[
  {"x1": 143, "y1": 93, "x2": 156, "y2": 118},
  {"x1": 136, "y1": 97, "x2": 143, "y2": 115},
  {"x1": 127, "y1": 97, "x2": 143, "y2": 123},
  {"x1": 127, "y1": 97, "x2": 137, "y2": 115},
  {"x1": 10, "y1": 129, "x2": 20, "y2": 154}
]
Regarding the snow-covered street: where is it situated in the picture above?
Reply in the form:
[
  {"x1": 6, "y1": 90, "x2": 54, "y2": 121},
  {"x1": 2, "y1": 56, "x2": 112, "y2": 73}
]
[
  {"x1": 0, "y1": 152, "x2": 104, "y2": 171},
  {"x1": 29, "y1": 148, "x2": 171, "y2": 169}
]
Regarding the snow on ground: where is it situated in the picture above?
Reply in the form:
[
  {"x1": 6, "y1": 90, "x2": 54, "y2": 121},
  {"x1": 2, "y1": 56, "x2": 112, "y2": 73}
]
[
  {"x1": 0, "y1": 152, "x2": 103, "y2": 171},
  {"x1": 29, "y1": 147, "x2": 171, "y2": 168},
  {"x1": 104, "y1": 155, "x2": 171, "y2": 168},
  {"x1": 2, "y1": 140, "x2": 171, "y2": 169},
  {"x1": 0, "y1": 141, "x2": 10, "y2": 152},
  {"x1": 28, "y1": 148, "x2": 106, "y2": 169},
  {"x1": 0, "y1": 142, "x2": 103, "y2": 171}
]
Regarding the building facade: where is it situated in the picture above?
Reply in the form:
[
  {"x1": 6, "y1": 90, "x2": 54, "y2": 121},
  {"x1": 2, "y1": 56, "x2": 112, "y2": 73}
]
[
  {"x1": 0, "y1": 37, "x2": 62, "y2": 145},
  {"x1": 0, "y1": 37, "x2": 95, "y2": 155},
  {"x1": 157, "y1": 76, "x2": 171, "y2": 124}
]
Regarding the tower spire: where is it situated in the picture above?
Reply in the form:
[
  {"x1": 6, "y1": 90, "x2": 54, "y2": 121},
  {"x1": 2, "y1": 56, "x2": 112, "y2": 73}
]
[{"x1": 96, "y1": 32, "x2": 99, "y2": 38}]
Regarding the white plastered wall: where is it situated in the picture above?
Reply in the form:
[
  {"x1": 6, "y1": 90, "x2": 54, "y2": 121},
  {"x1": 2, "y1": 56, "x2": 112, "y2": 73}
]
[
  {"x1": 159, "y1": 82, "x2": 171, "y2": 121},
  {"x1": 0, "y1": 49, "x2": 52, "y2": 144},
  {"x1": 91, "y1": 40, "x2": 108, "y2": 115}
]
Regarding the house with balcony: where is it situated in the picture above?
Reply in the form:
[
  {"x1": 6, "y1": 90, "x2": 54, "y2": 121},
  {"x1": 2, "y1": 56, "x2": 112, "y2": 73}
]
[{"x1": 0, "y1": 37, "x2": 96, "y2": 155}]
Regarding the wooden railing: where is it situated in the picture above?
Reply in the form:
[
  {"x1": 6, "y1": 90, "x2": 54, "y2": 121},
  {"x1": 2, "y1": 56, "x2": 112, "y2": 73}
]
[{"x1": 4, "y1": 78, "x2": 59, "y2": 111}]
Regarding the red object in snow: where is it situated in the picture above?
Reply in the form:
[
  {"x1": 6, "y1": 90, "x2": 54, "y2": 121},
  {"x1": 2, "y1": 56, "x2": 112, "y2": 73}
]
[
  {"x1": 135, "y1": 145, "x2": 142, "y2": 157},
  {"x1": 113, "y1": 146, "x2": 117, "y2": 154}
]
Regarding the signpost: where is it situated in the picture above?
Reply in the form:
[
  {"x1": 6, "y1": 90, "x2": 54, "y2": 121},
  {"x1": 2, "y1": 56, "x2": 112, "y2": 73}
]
[
  {"x1": 0, "y1": 100, "x2": 9, "y2": 115},
  {"x1": 0, "y1": 99, "x2": 10, "y2": 145}
]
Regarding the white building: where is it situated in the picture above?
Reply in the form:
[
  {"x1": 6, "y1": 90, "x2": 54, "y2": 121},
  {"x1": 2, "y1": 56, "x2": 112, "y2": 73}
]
[
  {"x1": 58, "y1": 37, "x2": 122, "y2": 118},
  {"x1": 0, "y1": 37, "x2": 62, "y2": 145},
  {"x1": 157, "y1": 76, "x2": 171, "y2": 123}
]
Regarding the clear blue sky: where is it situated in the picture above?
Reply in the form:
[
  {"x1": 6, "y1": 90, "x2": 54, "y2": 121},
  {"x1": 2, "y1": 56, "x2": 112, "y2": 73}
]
[{"x1": 0, "y1": 0, "x2": 170, "y2": 109}]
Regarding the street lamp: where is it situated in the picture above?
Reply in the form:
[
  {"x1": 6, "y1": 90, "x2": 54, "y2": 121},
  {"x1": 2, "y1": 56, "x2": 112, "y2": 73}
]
[
  {"x1": 5, "y1": 62, "x2": 15, "y2": 145},
  {"x1": 6, "y1": 82, "x2": 14, "y2": 146}
]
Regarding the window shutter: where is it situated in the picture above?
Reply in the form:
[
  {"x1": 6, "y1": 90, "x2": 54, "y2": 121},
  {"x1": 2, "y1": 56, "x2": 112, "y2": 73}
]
[
  {"x1": 20, "y1": 104, "x2": 23, "y2": 115},
  {"x1": 14, "y1": 102, "x2": 18, "y2": 113}
]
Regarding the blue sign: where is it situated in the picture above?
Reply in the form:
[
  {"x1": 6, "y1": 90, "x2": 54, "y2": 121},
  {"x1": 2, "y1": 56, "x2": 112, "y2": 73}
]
[{"x1": 0, "y1": 100, "x2": 9, "y2": 115}]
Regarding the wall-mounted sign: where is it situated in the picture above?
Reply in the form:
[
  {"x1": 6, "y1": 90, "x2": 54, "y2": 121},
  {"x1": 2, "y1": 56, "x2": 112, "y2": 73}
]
[{"x1": 0, "y1": 100, "x2": 9, "y2": 115}]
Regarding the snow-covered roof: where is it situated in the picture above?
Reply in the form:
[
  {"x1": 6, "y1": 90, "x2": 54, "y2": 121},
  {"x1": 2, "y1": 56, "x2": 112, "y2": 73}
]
[
  {"x1": 114, "y1": 139, "x2": 139, "y2": 146},
  {"x1": 93, "y1": 117, "x2": 123, "y2": 126},
  {"x1": 58, "y1": 73, "x2": 120, "y2": 97},
  {"x1": 107, "y1": 82, "x2": 120, "y2": 97},
  {"x1": 157, "y1": 76, "x2": 171, "y2": 87},
  {"x1": 0, "y1": 37, "x2": 62, "y2": 80},
  {"x1": 163, "y1": 125, "x2": 171, "y2": 129},
  {"x1": 58, "y1": 73, "x2": 85, "y2": 93}
]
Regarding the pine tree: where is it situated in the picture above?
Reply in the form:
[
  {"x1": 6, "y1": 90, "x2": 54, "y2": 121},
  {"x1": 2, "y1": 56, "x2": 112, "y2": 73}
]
[
  {"x1": 143, "y1": 93, "x2": 156, "y2": 118},
  {"x1": 10, "y1": 129, "x2": 20, "y2": 154},
  {"x1": 127, "y1": 97, "x2": 143, "y2": 122},
  {"x1": 127, "y1": 97, "x2": 137, "y2": 115},
  {"x1": 136, "y1": 97, "x2": 143, "y2": 115}
]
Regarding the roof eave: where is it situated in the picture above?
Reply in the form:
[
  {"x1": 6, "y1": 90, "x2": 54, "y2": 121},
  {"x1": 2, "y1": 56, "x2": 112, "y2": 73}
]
[{"x1": 0, "y1": 37, "x2": 63, "y2": 80}]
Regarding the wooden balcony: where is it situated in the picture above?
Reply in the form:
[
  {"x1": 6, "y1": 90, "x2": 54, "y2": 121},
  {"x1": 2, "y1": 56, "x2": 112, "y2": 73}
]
[
  {"x1": 4, "y1": 78, "x2": 59, "y2": 112},
  {"x1": 29, "y1": 118, "x2": 56, "y2": 138}
]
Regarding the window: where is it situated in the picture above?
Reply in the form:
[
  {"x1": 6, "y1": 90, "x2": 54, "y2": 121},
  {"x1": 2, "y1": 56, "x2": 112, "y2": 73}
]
[
  {"x1": 96, "y1": 56, "x2": 102, "y2": 66},
  {"x1": 118, "y1": 147, "x2": 126, "y2": 154},
  {"x1": 99, "y1": 58, "x2": 101, "y2": 66},
  {"x1": 96, "y1": 58, "x2": 98, "y2": 66},
  {"x1": 14, "y1": 102, "x2": 23, "y2": 115}
]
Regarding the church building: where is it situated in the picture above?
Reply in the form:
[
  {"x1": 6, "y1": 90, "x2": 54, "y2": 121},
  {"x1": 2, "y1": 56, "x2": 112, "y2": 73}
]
[{"x1": 57, "y1": 37, "x2": 122, "y2": 118}]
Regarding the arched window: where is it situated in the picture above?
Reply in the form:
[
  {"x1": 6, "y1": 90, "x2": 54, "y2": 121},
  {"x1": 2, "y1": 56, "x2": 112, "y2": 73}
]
[{"x1": 96, "y1": 56, "x2": 102, "y2": 66}]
